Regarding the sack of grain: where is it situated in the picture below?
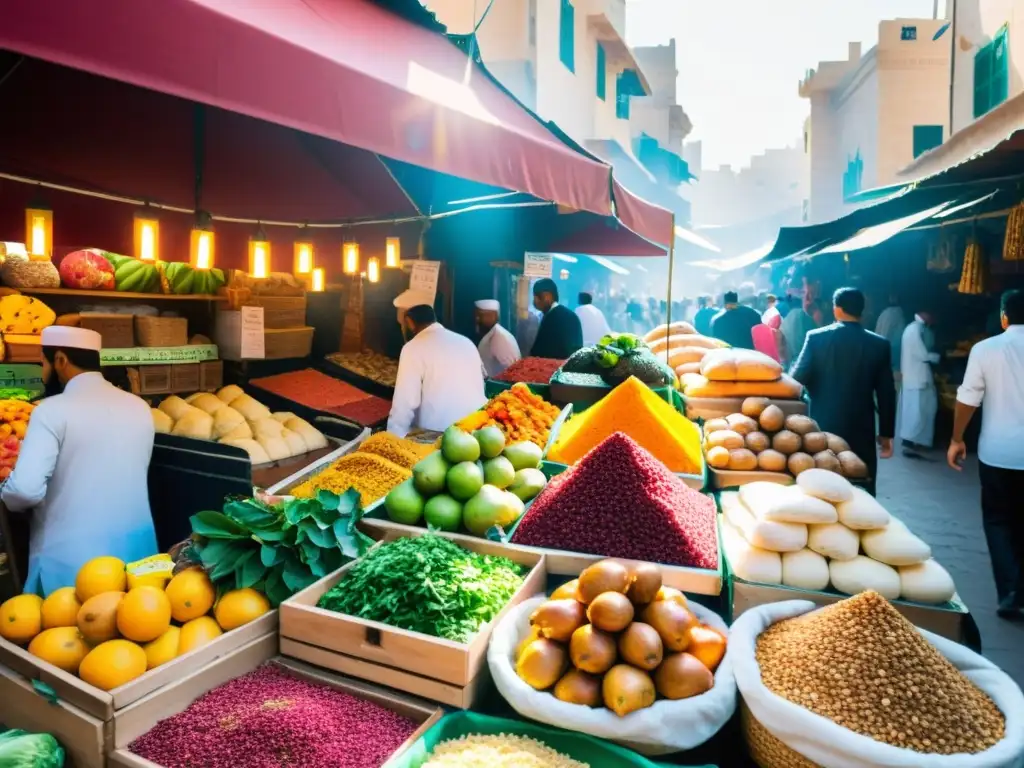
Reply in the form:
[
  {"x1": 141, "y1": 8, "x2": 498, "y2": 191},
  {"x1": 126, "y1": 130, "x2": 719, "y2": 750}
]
[
  {"x1": 488, "y1": 595, "x2": 736, "y2": 755},
  {"x1": 731, "y1": 597, "x2": 1024, "y2": 768}
]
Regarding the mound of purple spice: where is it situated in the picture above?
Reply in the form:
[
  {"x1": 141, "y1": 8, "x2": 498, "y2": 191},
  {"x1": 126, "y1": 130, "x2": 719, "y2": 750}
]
[
  {"x1": 511, "y1": 432, "x2": 719, "y2": 569},
  {"x1": 129, "y1": 663, "x2": 419, "y2": 768}
]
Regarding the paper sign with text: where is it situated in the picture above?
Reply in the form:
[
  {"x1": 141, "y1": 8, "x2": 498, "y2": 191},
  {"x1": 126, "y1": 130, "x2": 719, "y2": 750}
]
[
  {"x1": 409, "y1": 260, "x2": 441, "y2": 300},
  {"x1": 240, "y1": 306, "x2": 266, "y2": 359},
  {"x1": 523, "y1": 252, "x2": 553, "y2": 279}
]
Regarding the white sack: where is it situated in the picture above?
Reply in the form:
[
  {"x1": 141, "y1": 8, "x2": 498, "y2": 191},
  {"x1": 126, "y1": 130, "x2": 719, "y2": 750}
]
[
  {"x1": 899, "y1": 559, "x2": 957, "y2": 605},
  {"x1": 781, "y1": 549, "x2": 830, "y2": 591},
  {"x1": 836, "y1": 487, "x2": 891, "y2": 530},
  {"x1": 861, "y1": 517, "x2": 931, "y2": 566},
  {"x1": 829, "y1": 556, "x2": 901, "y2": 600},
  {"x1": 721, "y1": 491, "x2": 807, "y2": 552},
  {"x1": 807, "y1": 521, "x2": 860, "y2": 561},
  {"x1": 720, "y1": 517, "x2": 782, "y2": 585},
  {"x1": 730, "y1": 600, "x2": 1024, "y2": 768},
  {"x1": 488, "y1": 595, "x2": 736, "y2": 755},
  {"x1": 739, "y1": 482, "x2": 838, "y2": 525}
]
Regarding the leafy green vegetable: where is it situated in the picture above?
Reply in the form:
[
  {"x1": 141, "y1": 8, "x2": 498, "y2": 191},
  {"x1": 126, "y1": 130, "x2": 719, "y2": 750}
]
[
  {"x1": 316, "y1": 534, "x2": 526, "y2": 643},
  {"x1": 0, "y1": 388, "x2": 36, "y2": 401},
  {"x1": 0, "y1": 729, "x2": 65, "y2": 768},
  {"x1": 189, "y1": 489, "x2": 372, "y2": 607}
]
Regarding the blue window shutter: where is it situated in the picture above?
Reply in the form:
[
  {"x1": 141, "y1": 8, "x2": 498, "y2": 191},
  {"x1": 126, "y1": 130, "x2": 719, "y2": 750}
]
[
  {"x1": 974, "y1": 27, "x2": 1008, "y2": 118},
  {"x1": 596, "y1": 43, "x2": 606, "y2": 100},
  {"x1": 615, "y1": 72, "x2": 631, "y2": 119},
  {"x1": 912, "y1": 125, "x2": 944, "y2": 158},
  {"x1": 559, "y1": 0, "x2": 575, "y2": 73}
]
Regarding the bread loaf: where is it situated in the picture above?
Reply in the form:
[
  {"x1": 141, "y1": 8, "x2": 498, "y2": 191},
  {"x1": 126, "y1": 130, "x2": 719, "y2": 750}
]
[
  {"x1": 700, "y1": 347, "x2": 782, "y2": 382},
  {"x1": 680, "y1": 373, "x2": 804, "y2": 399}
]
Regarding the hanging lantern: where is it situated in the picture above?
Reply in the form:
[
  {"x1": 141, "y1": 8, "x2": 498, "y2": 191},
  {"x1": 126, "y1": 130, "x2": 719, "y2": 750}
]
[
  {"x1": 385, "y1": 237, "x2": 401, "y2": 268},
  {"x1": 367, "y1": 257, "x2": 381, "y2": 283},
  {"x1": 134, "y1": 211, "x2": 160, "y2": 262},
  {"x1": 248, "y1": 226, "x2": 271, "y2": 279},
  {"x1": 343, "y1": 241, "x2": 360, "y2": 275},
  {"x1": 190, "y1": 212, "x2": 215, "y2": 269},
  {"x1": 294, "y1": 240, "x2": 314, "y2": 277},
  {"x1": 24, "y1": 205, "x2": 53, "y2": 259},
  {"x1": 311, "y1": 268, "x2": 326, "y2": 292}
]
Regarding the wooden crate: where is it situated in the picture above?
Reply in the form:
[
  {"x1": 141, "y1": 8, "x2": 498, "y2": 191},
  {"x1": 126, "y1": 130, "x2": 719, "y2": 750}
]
[
  {"x1": 170, "y1": 363, "x2": 200, "y2": 392},
  {"x1": 279, "y1": 529, "x2": 545, "y2": 707},
  {"x1": 0, "y1": 611, "x2": 278, "y2": 725},
  {"x1": 199, "y1": 359, "x2": 223, "y2": 391},
  {"x1": 80, "y1": 313, "x2": 134, "y2": 348},
  {"x1": 126, "y1": 365, "x2": 172, "y2": 395},
  {"x1": 107, "y1": 634, "x2": 442, "y2": 768},
  {"x1": 245, "y1": 296, "x2": 307, "y2": 329}
]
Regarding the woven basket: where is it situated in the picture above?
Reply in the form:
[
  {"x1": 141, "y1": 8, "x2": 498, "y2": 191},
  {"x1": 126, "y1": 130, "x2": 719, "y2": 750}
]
[
  {"x1": 741, "y1": 702, "x2": 821, "y2": 768},
  {"x1": 135, "y1": 315, "x2": 187, "y2": 347}
]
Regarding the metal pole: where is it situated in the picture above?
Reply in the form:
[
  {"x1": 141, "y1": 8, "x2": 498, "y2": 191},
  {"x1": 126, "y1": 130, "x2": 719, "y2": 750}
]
[{"x1": 665, "y1": 214, "x2": 676, "y2": 336}]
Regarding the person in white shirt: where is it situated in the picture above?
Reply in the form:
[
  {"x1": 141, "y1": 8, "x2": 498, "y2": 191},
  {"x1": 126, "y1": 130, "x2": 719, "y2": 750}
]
[
  {"x1": 949, "y1": 290, "x2": 1024, "y2": 619},
  {"x1": 874, "y1": 294, "x2": 907, "y2": 384},
  {"x1": 2, "y1": 327, "x2": 157, "y2": 596},
  {"x1": 761, "y1": 294, "x2": 781, "y2": 327},
  {"x1": 897, "y1": 311, "x2": 940, "y2": 453},
  {"x1": 575, "y1": 292, "x2": 612, "y2": 346},
  {"x1": 387, "y1": 292, "x2": 486, "y2": 438},
  {"x1": 474, "y1": 299, "x2": 521, "y2": 378}
]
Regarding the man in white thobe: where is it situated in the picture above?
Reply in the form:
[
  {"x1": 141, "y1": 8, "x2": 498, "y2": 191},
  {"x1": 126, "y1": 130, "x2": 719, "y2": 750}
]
[
  {"x1": 474, "y1": 299, "x2": 521, "y2": 378},
  {"x1": 387, "y1": 291, "x2": 487, "y2": 438},
  {"x1": 875, "y1": 294, "x2": 907, "y2": 385},
  {"x1": 575, "y1": 292, "x2": 612, "y2": 346},
  {"x1": 2, "y1": 327, "x2": 157, "y2": 596},
  {"x1": 898, "y1": 311, "x2": 940, "y2": 453}
]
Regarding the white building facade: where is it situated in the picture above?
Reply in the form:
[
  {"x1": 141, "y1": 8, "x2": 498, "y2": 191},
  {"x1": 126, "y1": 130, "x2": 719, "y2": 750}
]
[{"x1": 801, "y1": 19, "x2": 951, "y2": 224}]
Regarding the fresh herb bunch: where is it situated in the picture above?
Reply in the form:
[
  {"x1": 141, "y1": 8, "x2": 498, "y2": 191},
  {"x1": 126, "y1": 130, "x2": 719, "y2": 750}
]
[
  {"x1": 189, "y1": 489, "x2": 373, "y2": 607},
  {"x1": 317, "y1": 534, "x2": 526, "y2": 643},
  {"x1": 0, "y1": 388, "x2": 36, "y2": 401}
]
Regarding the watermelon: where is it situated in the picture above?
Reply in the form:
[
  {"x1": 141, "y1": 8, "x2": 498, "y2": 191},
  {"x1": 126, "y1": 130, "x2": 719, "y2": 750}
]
[
  {"x1": 163, "y1": 261, "x2": 195, "y2": 295},
  {"x1": 192, "y1": 268, "x2": 226, "y2": 295},
  {"x1": 58, "y1": 249, "x2": 115, "y2": 290}
]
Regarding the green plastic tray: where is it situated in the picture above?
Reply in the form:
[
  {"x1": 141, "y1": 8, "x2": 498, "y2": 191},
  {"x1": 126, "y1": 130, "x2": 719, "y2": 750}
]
[{"x1": 383, "y1": 711, "x2": 714, "y2": 768}]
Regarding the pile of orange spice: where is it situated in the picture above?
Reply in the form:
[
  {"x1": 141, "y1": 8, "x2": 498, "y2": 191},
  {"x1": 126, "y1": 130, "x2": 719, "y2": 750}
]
[
  {"x1": 548, "y1": 376, "x2": 703, "y2": 474},
  {"x1": 457, "y1": 383, "x2": 562, "y2": 448}
]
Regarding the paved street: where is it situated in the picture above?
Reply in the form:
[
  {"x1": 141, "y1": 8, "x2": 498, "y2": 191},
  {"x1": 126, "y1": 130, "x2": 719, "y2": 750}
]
[{"x1": 877, "y1": 451, "x2": 1024, "y2": 687}]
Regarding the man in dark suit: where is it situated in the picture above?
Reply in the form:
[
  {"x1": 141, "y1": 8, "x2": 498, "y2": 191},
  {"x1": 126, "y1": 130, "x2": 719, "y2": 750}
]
[
  {"x1": 530, "y1": 278, "x2": 583, "y2": 360},
  {"x1": 710, "y1": 290, "x2": 761, "y2": 349},
  {"x1": 790, "y1": 287, "x2": 896, "y2": 495}
]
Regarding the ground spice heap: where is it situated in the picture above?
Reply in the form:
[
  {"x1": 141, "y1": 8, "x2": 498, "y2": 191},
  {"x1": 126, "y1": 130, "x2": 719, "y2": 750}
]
[
  {"x1": 511, "y1": 432, "x2": 718, "y2": 569},
  {"x1": 357, "y1": 432, "x2": 434, "y2": 469},
  {"x1": 129, "y1": 663, "x2": 419, "y2": 768},
  {"x1": 251, "y1": 369, "x2": 370, "y2": 409},
  {"x1": 548, "y1": 376, "x2": 702, "y2": 474},
  {"x1": 493, "y1": 357, "x2": 566, "y2": 384},
  {"x1": 756, "y1": 591, "x2": 1005, "y2": 755},
  {"x1": 291, "y1": 452, "x2": 410, "y2": 506},
  {"x1": 327, "y1": 395, "x2": 393, "y2": 427},
  {"x1": 423, "y1": 734, "x2": 589, "y2": 768},
  {"x1": 457, "y1": 383, "x2": 562, "y2": 448}
]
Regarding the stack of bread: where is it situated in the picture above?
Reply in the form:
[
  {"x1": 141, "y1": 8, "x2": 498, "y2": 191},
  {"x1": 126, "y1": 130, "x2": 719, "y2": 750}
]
[
  {"x1": 719, "y1": 470, "x2": 955, "y2": 605},
  {"x1": 642, "y1": 321, "x2": 728, "y2": 377},
  {"x1": 703, "y1": 397, "x2": 868, "y2": 478},
  {"x1": 678, "y1": 348, "x2": 804, "y2": 400},
  {"x1": 151, "y1": 385, "x2": 328, "y2": 464}
]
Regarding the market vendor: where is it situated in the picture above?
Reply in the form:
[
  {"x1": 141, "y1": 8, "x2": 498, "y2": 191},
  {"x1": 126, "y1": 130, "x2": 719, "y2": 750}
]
[
  {"x1": 1, "y1": 327, "x2": 157, "y2": 596},
  {"x1": 388, "y1": 291, "x2": 486, "y2": 438},
  {"x1": 530, "y1": 278, "x2": 583, "y2": 359},
  {"x1": 474, "y1": 299, "x2": 521, "y2": 378}
]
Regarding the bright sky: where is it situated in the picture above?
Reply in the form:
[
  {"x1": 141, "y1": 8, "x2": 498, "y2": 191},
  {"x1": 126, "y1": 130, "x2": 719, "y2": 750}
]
[{"x1": 627, "y1": 0, "x2": 948, "y2": 170}]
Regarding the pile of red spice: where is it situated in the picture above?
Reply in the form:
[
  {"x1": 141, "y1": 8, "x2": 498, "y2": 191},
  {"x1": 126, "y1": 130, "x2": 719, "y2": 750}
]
[
  {"x1": 129, "y1": 663, "x2": 419, "y2": 768},
  {"x1": 511, "y1": 432, "x2": 719, "y2": 569},
  {"x1": 493, "y1": 357, "x2": 566, "y2": 384},
  {"x1": 327, "y1": 395, "x2": 393, "y2": 426},
  {"x1": 251, "y1": 369, "x2": 370, "y2": 410}
]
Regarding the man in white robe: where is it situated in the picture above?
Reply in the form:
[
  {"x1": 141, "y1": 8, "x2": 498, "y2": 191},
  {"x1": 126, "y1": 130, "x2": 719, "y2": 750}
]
[
  {"x1": 875, "y1": 294, "x2": 906, "y2": 386},
  {"x1": 474, "y1": 299, "x2": 520, "y2": 378},
  {"x1": 898, "y1": 311, "x2": 940, "y2": 453}
]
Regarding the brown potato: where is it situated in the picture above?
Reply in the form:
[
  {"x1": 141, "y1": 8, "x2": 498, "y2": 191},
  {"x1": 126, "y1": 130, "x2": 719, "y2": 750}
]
[
  {"x1": 785, "y1": 414, "x2": 819, "y2": 435},
  {"x1": 726, "y1": 413, "x2": 759, "y2": 436},
  {"x1": 727, "y1": 448, "x2": 758, "y2": 471},
  {"x1": 813, "y1": 450, "x2": 841, "y2": 472},
  {"x1": 758, "y1": 449, "x2": 788, "y2": 472},
  {"x1": 741, "y1": 397, "x2": 771, "y2": 418},
  {"x1": 838, "y1": 450, "x2": 868, "y2": 478},
  {"x1": 706, "y1": 446, "x2": 731, "y2": 469},
  {"x1": 759, "y1": 404, "x2": 785, "y2": 432},
  {"x1": 787, "y1": 452, "x2": 815, "y2": 476},
  {"x1": 802, "y1": 431, "x2": 828, "y2": 454},
  {"x1": 704, "y1": 418, "x2": 730, "y2": 434},
  {"x1": 771, "y1": 430, "x2": 802, "y2": 455},
  {"x1": 745, "y1": 431, "x2": 771, "y2": 454},
  {"x1": 825, "y1": 432, "x2": 851, "y2": 454},
  {"x1": 706, "y1": 429, "x2": 745, "y2": 451}
]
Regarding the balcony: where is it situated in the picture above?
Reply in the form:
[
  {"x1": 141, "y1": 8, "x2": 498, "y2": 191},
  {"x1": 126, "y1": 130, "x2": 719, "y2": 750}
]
[{"x1": 585, "y1": 0, "x2": 627, "y2": 48}]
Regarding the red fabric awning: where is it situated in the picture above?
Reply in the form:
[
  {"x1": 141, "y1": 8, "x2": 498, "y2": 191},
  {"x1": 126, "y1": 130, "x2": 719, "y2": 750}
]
[
  {"x1": 1, "y1": 0, "x2": 612, "y2": 217},
  {"x1": 611, "y1": 181, "x2": 673, "y2": 252}
]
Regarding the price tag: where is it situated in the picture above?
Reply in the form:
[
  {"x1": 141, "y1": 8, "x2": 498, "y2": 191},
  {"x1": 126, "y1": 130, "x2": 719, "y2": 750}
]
[
  {"x1": 240, "y1": 306, "x2": 266, "y2": 359},
  {"x1": 409, "y1": 260, "x2": 441, "y2": 300},
  {"x1": 523, "y1": 252, "x2": 553, "y2": 279}
]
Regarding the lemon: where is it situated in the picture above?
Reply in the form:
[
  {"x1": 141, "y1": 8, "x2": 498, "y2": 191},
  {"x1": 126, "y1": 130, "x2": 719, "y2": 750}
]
[
  {"x1": 28, "y1": 627, "x2": 89, "y2": 673},
  {"x1": 0, "y1": 593, "x2": 43, "y2": 645},
  {"x1": 75, "y1": 556, "x2": 127, "y2": 602},
  {"x1": 165, "y1": 570, "x2": 215, "y2": 623},
  {"x1": 79, "y1": 639, "x2": 147, "y2": 691},
  {"x1": 117, "y1": 586, "x2": 172, "y2": 643},
  {"x1": 214, "y1": 589, "x2": 270, "y2": 631},
  {"x1": 41, "y1": 586, "x2": 81, "y2": 629},
  {"x1": 143, "y1": 626, "x2": 181, "y2": 670}
]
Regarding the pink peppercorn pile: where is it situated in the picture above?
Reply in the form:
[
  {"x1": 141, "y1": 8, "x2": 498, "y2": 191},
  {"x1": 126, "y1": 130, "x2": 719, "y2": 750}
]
[
  {"x1": 493, "y1": 357, "x2": 566, "y2": 384},
  {"x1": 129, "y1": 663, "x2": 419, "y2": 768},
  {"x1": 511, "y1": 432, "x2": 719, "y2": 569}
]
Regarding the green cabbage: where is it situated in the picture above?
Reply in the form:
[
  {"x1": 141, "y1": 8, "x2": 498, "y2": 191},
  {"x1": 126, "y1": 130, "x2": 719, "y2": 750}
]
[{"x1": 0, "y1": 729, "x2": 65, "y2": 768}]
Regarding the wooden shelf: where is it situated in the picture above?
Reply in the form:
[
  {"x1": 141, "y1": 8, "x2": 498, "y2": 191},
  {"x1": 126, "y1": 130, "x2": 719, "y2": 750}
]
[{"x1": 19, "y1": 287, "x2": 226, "y2": 302}]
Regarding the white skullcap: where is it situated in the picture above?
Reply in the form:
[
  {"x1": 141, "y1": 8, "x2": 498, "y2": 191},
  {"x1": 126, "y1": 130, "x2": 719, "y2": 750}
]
[
  {"x1": 393, "y1": 289, "x2": 434, "y2": 309},
  {"x1": 474, "y1": 299, "x2": 500, "y2": 312},
  {"x1": 41, "y1": 326, "x2": 103, "y2": 351}
]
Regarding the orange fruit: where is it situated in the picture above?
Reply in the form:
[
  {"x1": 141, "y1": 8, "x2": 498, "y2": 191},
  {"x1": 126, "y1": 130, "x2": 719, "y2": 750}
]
[
  {"x1": 117, "y1": 587, "x2": 172, "y2": 643},
  {"x1": 79, "y1": 639, "x2": 147, "y2": 691},
  {"x1": 75, "y1": 556, "x2": 127, "y2": 602},
  {"x1": 143, "y1": 627, "x2": 180, "y2": 670},
  {"x1": 41, "y1": 586, "x2": 82, "y2": 629},
  {"x1": 165, "y1": 570, "x2": 215, "y2": 623},
  {"x1": 28, "y1": 627, "x2": 89, "y2": 673},
  {"x1": 0, "y1": 594, "x2": 43, "y2": 644},
  {"x1": 77, "y1": 591, "x2": 125, "y2": 644},
  {"x1": 213, "y1": 589, "x2": 270, "y2": 631},
  {"x1": 177, "y1": 616, "x2": 222, "y2": 655}
]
